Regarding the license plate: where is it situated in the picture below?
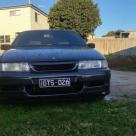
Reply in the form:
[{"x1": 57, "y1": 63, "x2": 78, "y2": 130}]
[{"x1": 39, "y1": 78, "x2": 71, "y2": 88}]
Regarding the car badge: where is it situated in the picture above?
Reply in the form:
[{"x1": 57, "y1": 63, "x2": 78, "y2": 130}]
[{"x1": 52, "y1": 57, "x2": 56, "y2": 60}]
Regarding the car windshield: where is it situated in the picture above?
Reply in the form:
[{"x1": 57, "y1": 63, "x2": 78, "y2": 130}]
[{"x1": 12, "y1": 31, "x2": 86, "y2": 48}]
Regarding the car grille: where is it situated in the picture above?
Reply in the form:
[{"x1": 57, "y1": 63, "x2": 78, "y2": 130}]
[{"x1": 30, "y1": 62, "x2": 77, "y2": 72}]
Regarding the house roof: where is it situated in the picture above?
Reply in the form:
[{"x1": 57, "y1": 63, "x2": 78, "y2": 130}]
[{"x1": 0, "y1": 4, "x2": 48, "y2": 17}]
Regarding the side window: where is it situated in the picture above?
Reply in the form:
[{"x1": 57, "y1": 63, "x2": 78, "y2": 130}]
[
  {"x1": 35, "y1": 12, "x2": 38, "y2": 22},
  {"x1": 5, "y1": 35, "x2": 10, "y2": 43},
  {"x1": 10, "y1": 10, "x2": 21, "y2": 16},
  {"x1": 0, "y1": 35, "x2": 10, "y2": 43},
  {"x1": 0, "y1": 36, "x2": 4, "y2": 43}
]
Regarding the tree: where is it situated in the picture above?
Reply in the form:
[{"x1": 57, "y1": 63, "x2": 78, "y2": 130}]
[
  {"x1": 103, "y1": 31, "x2": 115, "y2": 37},
  {"x1": 48, "y1": 0, "x2": 101, "y2": 40}
]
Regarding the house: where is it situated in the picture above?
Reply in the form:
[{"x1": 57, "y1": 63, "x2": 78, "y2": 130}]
[
  {"x1": 115, "y1": 30, "x2": 136, "y2": 38},
  {"x1": 0, "y1": 4, "x2": 49, "y2": 47},
  {"x1": 127, "y1": 30, "x2": 136, "y2": 38}
]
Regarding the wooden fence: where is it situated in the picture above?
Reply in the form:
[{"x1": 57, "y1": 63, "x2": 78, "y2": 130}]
[{"x1": 89, "y1": 38, "x2": 136, "y2": 56}]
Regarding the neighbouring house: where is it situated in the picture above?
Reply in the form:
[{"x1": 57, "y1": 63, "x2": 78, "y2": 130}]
[
  {"x1": 0, "y1": 4, "x2": 49, "y2": 53},
  {"x1": 127, "y1": 30, "x2": 136, "y2": 38},
  {"x1": 114, "y1": 30, "x2": 136, "y2": 38},
  {"x1": 102, "y1": 30, "x2": 136, "y2": 39}
]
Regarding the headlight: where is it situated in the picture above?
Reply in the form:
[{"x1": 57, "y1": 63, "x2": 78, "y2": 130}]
[
  {"x1": 78, "y1": 60, "x2": 108, "y2": 69},
  {"x1": 0, "y1": 63, "x2": 30, "y2": 72}
]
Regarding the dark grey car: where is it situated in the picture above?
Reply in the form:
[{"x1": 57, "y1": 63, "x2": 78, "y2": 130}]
[{"x1": 0, "y1": 30, "x2": 110, "y2": 100}]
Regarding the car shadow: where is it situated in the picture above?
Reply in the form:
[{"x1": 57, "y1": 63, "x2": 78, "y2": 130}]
[{"x1": 0, "y1": 96, "x2": 104, "y2": 107}]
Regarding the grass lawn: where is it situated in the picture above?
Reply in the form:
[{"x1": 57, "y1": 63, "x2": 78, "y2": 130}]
[{"x1": 0, "y1": 99, "x2": 136, "y2": 136}]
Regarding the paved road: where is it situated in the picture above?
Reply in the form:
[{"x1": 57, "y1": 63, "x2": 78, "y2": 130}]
[{"x1": 110, "y1": 70, "x2": 136, "y2": 98}]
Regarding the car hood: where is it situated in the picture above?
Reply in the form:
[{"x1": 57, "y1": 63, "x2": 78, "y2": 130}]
[{"x1": 1, "y1": 48, "x2": 105, "y2": 62}]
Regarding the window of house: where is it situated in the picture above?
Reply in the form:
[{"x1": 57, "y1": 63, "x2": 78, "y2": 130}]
[
  {"x1": 0, "y1": 35, "x2": 10, "y2": 43},
  {"x1": 0, "y1": 36, "x2": 4, "y2": 43},
  {"x1": 10, "y1": 10, "x2": 21, "y2": 16},
  {"x1": 35, "y1": 12, "x2": 38, "y2": 22},
  {"x1": 5, "y1": 35, "x2": 10, "y2": 43}
]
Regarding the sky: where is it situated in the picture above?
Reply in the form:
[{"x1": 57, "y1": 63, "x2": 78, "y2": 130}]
[
  {"x1": 95, "y1": 0, "x2": 136, "y2": 36},
  {"x1": 0, "y1": 0, "x2": 136, "y2": 36}
]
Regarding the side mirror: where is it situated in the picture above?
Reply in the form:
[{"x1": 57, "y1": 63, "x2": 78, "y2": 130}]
[
  {"x1": 87, "y1": 43, "x2": 95, "y2": 48},
  {"x1": 1, "y1": 44, "x2": 11, "y2": 50}
]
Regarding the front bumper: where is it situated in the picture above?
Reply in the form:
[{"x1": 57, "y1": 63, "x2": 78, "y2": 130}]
[{"x1": 0, "y1": 69, "x2": 111, "y2": 99}]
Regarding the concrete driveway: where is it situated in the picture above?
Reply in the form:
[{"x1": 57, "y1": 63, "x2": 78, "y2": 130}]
[{"x1": 110, "y1": 70, "x2": 136, "y2": 98}]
